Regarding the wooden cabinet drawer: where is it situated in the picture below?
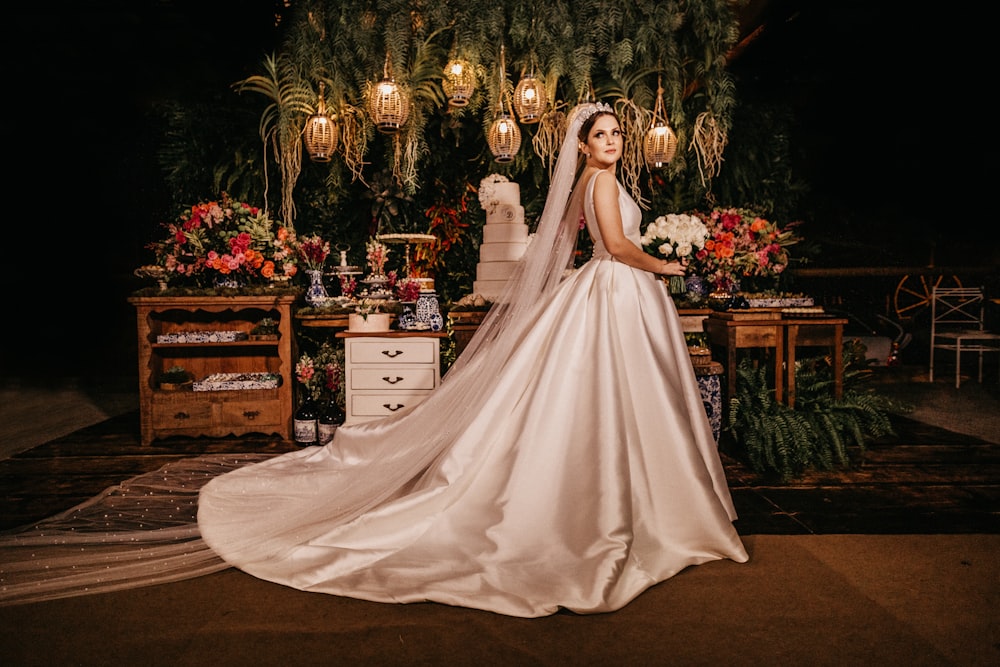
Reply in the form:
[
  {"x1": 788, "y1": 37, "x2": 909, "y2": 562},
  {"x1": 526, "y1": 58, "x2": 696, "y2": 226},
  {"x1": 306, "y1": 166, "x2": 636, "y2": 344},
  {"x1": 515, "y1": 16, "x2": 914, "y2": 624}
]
[
  {"x1": 151, "y1": 398, "x2": 214, "y2": 428},
  {"x1": 347, "y1": 339, "x2": 437, "y2": 364},
  {"x1": 349, "y1": 367, "x2": 437, "y2": 391},
  {"x1": 220, "y1": 399, "x2": 282, "y2": 427},
  {"x1": 349, "y1": 392, "x2": 433, "y2": 418}
]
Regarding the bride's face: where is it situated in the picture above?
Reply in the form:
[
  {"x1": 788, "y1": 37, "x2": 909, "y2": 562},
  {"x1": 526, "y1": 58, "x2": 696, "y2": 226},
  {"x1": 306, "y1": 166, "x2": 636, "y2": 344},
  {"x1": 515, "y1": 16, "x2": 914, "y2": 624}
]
[{"x1": 584, "y1": 115, "x2": 623, "y2": 169}]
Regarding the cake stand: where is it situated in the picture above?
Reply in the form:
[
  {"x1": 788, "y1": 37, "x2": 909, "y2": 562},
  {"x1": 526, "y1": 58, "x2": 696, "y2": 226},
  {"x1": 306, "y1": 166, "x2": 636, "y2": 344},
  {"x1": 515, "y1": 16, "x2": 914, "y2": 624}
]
[
  {"x1": 377, "y1": 233, "x2": 437, "y2": 278},
  {"x1": 328, "y1": 245, "x2": 364, "y2": 298}
]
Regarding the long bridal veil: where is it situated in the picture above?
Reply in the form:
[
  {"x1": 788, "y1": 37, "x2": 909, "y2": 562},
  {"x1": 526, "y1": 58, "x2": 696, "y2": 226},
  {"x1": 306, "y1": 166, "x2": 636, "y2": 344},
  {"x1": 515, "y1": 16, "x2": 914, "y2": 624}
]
[{"x1": 0, "y1": 104, "x2": 602, "y2": 606}]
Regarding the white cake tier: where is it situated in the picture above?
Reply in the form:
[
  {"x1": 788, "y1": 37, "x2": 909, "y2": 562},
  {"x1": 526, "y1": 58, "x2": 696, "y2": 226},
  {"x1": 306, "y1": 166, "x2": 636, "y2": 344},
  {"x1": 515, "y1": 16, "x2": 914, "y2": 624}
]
[
  {"x1": 476, "y1": 260, "x2": 520, "y2": 281},
  {"x1": 483, "y1": 222, "x2": 529, "y2": 244},
  {"x1": 492, "y1": 182, "x2": 520, "y2": 206},
  {"x1": 472, "y1": 279, "x2": 510, "y2": 300},
  {"x1": 480, "y1": 241, "x2": 529, "y2": 263},
  {"x1": 486, "y1": 203, "x2": 524, "y2": 225}
]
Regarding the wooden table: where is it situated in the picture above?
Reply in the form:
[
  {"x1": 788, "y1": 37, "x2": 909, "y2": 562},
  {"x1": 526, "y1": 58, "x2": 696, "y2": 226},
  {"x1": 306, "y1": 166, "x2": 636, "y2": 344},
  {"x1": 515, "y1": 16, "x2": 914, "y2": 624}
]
[
  {"x1": 783, "y1": 316, "x2": 848, "y2": 407},
  {"x1": 705, "y1": 313, "x2": 848, "y2": 408},
  {"x1": 704, "y1": 313, "x2": 785, "y2": 404}
]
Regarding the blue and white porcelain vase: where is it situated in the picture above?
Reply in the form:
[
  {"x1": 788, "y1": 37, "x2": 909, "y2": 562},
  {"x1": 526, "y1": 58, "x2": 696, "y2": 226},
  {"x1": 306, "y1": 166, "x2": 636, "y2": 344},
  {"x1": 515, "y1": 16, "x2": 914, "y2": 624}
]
[
  {"x1": 684, "y1": 275, "x2": 709, "y2": 304},
  {"x1": 415, "y1": 290, "x2": 440, "y2": 326},
  {"x1": 305, "y1": 269, "x2": 328, "y2": 306},
  {"x1": 398, "y1": 302, "x2": 417, "y2": 330}
]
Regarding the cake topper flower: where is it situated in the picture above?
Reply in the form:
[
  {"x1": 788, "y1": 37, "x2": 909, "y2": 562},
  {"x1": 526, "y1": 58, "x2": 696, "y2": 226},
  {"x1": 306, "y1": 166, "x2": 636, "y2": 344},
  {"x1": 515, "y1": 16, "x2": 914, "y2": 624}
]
[{"x1": 478, "y1": 174, "x2": 509, "y2": 213}]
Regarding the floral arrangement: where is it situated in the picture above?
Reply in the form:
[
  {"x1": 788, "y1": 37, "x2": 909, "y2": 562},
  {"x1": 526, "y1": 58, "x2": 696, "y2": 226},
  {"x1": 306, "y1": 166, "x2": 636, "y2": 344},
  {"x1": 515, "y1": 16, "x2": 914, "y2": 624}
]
[
  {"x1": 147, "y1": 193, "x2": 298, "y2": 286},
  {"x1": 640, "y1": 213, "x2": 710, "y2": 293},
  {"x1": 295, "y1": 341, "x2": 344, "y2": 401},
  {"x1": 478, "y1": 174, "x2": 508, "y2": 212},
  {"x1": 338, "y1": 274, "x2": 357, "y2": 298},
  {"x1": 365, "y1": 238, "x2": 390, "y2": 277},
  {"x1": 354, "y1": 297, "x2": 385, "y2": 320},
  {"x1": 297, "y1": 234, "x2": 330, "y2": 271},
  {"x1": 395, "y1": 277, "x2": 422, "y2": 302},
  {"x1": 690, "y1": 207, "x2": 802, "y2": 292}
]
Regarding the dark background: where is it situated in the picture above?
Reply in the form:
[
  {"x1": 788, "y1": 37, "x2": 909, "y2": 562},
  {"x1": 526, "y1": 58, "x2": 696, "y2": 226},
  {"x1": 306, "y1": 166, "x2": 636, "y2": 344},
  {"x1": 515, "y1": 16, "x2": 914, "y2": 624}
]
[{"x1": 5, "y1": 1, "x2": 992, "y2": 381}]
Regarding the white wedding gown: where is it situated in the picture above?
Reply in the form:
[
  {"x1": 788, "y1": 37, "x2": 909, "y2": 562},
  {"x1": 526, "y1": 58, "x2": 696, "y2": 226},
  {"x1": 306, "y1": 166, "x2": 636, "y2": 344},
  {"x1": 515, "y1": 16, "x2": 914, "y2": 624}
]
[{"x1": 197, "y1": 173, "x2": 748, "y2": 618}]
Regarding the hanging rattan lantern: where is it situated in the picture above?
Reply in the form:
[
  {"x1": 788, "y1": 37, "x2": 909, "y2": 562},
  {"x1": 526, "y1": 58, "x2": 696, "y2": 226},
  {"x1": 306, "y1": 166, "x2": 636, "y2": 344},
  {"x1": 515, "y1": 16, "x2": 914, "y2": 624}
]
[
  {"x1": 488, "y1": 110, "x2": 521, "y2": 163},
  {"x1": 513, "y1": 68, "x2": 546, "y2": 124},
  {"x1": 644, "y1": 78, "x2": 678, "y2": 168},
  {"x1": 368, "y1": 53, "x2": 410, "y2": 134},
  {"x1": 304, "y1": 82, "x2": 339, "y2": 162},
  {"x1": 443, "y1": 58, "x2": 475, "y2": 108},
  {"x1": 487, "y1": 47, "x2": 521, "y2": 163}
]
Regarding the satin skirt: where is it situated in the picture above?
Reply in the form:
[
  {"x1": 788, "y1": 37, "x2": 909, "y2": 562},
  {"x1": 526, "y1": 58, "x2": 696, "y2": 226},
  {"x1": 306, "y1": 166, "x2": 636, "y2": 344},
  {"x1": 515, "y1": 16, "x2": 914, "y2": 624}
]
[{"x1": 198, "y1": 256, "x2": 748, "y2": 618}]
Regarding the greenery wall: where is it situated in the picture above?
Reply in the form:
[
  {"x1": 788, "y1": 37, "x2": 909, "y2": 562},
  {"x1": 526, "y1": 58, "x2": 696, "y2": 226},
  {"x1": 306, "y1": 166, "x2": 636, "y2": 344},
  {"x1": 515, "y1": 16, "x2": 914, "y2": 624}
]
[{"x1": 153, "y1": 0, "x2": 807, "y2": 302}]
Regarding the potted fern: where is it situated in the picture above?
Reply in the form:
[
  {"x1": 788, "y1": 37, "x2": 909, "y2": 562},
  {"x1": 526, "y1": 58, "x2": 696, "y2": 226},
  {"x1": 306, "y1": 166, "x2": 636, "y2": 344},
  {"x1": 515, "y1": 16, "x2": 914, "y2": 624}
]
[
  {"x1": 158, "y1": 365, "x2": 193, "y2": 391},
  {"x1": 724, "y1": 342, "x2": 907, "y2": 481},
  {"x1": 250, "y1": 317, "x2": 280, "y2": 341}
]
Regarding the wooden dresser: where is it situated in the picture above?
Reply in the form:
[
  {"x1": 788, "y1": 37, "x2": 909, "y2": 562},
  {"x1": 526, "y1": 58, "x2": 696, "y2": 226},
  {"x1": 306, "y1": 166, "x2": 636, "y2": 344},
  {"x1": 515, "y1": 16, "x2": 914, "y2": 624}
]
[{"x1": 129, "y1": 294, "x2": 296, "y2": 445}]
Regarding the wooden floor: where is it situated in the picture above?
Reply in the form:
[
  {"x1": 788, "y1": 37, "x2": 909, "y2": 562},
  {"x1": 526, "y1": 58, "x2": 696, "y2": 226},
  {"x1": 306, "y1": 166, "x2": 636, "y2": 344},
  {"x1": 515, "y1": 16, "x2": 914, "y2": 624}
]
[{"x1": 1, "y1": 409, "x2": 997, "y2": 535}]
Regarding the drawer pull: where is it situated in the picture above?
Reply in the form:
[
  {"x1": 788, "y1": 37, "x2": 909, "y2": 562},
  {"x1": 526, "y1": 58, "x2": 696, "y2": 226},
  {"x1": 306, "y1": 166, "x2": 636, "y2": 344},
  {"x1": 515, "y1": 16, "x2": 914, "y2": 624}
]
[
  {"x1": 243, "y1": 410, "x2": 260, "y2": 420},
  {"x1": 381, "y1": 349, "x2": 404, "y2": 358},
  {"x1": 382, "y1": 376, "x2": 404, "y2": 385},
  {"x1": 173, "y1": 411, "x2": 190, "y2": 420},
  {"x1": 383, "y1": 403, "x2": 405, "y2": 412}
]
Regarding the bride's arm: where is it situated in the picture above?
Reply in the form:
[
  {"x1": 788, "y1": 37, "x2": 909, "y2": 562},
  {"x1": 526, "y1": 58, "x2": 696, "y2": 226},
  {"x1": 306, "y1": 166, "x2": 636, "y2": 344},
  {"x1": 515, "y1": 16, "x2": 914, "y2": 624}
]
[{"x1": 591, "y1": 171, "x2": 685, "y2": 276}]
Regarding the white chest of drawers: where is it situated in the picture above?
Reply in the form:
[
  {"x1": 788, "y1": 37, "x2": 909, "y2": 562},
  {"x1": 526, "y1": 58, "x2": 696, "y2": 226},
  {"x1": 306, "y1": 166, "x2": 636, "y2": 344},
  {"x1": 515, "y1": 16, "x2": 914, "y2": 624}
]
[{"x1": 336, "y1": 332, "x2": 448, "y2": 424}]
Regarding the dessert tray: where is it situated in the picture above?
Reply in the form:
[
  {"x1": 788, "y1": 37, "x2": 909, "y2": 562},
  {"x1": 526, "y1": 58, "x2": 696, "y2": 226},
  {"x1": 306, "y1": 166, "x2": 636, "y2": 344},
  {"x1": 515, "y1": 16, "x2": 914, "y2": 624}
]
[
  {"x1": 156, "y1": 330, "x2": 249, "y2": 344},
  {"x1": 192, "y1": 372, "x2": 282, "y2": 392},
  {"x1": 781, "y1": 306, "x2": 827, "y2": 318},
  {"x1": 745, "y1": 296, "x2": 815, "y2": 308}
]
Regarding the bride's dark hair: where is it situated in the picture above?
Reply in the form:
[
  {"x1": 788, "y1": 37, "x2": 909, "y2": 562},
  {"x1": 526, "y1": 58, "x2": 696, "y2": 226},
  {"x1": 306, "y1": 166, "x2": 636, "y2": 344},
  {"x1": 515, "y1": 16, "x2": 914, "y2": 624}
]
[{"x1": 577, "y1": 109, "x2": 619, "y2": 142}]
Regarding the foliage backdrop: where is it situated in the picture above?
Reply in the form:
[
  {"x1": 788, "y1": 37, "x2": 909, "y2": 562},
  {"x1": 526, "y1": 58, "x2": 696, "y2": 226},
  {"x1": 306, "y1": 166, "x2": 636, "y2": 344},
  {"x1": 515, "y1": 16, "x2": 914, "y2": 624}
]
[{"x1": 154, "y1": 0, "x2": 807, "y2": 302}]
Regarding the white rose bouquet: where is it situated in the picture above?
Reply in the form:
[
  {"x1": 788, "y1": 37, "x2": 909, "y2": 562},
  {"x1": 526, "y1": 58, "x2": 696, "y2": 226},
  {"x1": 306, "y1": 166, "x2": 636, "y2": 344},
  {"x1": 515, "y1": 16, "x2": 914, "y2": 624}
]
[{"x1": 640, "y1": 213, "x2": 709, "y2": 293}]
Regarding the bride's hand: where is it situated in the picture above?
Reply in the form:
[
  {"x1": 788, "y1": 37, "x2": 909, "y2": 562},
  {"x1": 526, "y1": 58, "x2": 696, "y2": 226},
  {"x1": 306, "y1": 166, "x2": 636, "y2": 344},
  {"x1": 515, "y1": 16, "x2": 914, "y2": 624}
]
[{"x1": 659, "y1": 259, "x2": 687, "y2": 276}]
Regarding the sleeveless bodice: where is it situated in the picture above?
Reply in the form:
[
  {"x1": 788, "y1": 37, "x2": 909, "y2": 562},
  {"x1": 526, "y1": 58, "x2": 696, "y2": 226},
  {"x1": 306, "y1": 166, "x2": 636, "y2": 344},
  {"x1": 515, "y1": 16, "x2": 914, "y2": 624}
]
[{"x1": 583, "y1": 172, "x2": 643, "y2": 259}]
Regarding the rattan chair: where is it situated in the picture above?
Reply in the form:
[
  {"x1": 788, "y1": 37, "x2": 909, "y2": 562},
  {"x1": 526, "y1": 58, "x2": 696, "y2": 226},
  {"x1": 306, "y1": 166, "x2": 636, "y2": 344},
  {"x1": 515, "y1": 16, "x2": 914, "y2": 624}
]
[{"x1": 929, "y1": 287, "x2": 1000, "y2": 387}]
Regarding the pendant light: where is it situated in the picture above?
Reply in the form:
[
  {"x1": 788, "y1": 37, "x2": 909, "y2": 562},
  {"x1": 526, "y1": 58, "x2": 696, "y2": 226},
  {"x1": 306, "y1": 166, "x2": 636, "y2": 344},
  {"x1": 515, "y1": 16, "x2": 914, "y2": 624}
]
[
  {"x1": 487, "y1": 46, "x2": 521, "y2": 163},
  {"x1": 644, "y1": 76, "x2": 678, "y2": 168},
  {"x1": 513, "y1": 60, "x2": 545, "y2": 124},
  {"x1": 303, "y1": 81, "x2": 339, "y2": 163},
  {"x1": 443, "y1": 57, "x2": 475, "y2": 108},
  {"x1": 368, "y1": 53, "x2": 410, "y2": 134}
]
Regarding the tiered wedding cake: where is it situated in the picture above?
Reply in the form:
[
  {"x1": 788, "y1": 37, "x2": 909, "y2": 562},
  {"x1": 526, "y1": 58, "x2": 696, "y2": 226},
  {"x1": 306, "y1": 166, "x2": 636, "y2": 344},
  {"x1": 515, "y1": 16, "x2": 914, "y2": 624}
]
[{"x1": 473, "y1": 175, "x2": 531, "y2": 300}]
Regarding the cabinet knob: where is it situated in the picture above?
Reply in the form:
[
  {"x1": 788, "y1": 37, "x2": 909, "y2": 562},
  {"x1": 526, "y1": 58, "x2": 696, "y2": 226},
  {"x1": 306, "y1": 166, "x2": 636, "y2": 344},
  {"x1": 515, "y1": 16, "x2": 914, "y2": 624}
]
[
  {"x1": 381, "y1": 349, "x2": 404, "y2": 358},
  {"x1": 243, "y1": 410, "x2": 260, "y2": 420},
  {"x1": 173, "y1": 412, "x2": 190, "y2": 420},
  {"x1": 383, "y1": 403, "x2": 405, "y2": 412},
  {"x1": 382, "y1": 376, "x2": 404, "y2": 385}
]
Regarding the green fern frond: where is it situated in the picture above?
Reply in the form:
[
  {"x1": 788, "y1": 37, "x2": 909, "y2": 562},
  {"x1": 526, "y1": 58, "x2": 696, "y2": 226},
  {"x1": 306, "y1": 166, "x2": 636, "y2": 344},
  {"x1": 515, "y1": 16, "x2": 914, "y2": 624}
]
[{"x1": 726, "y1": 343, "x2": 904, "y2": 482}]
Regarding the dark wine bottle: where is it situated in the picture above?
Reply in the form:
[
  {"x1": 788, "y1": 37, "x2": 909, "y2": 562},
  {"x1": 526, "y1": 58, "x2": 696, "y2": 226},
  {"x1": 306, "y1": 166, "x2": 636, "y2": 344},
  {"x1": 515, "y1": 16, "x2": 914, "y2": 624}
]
[
  {"x1": 317, "y1": 397, "x2": 345, "y2": 446},
  {"x1": 293, "y1": 395, "x2": 319, "y2": 446}
]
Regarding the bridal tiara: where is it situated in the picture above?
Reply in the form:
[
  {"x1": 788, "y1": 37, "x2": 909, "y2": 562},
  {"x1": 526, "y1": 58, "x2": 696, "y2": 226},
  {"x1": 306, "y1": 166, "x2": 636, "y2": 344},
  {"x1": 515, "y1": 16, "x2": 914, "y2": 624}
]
[{"x1": 575, "y1": 102, "x2": 614, "y2": 123}]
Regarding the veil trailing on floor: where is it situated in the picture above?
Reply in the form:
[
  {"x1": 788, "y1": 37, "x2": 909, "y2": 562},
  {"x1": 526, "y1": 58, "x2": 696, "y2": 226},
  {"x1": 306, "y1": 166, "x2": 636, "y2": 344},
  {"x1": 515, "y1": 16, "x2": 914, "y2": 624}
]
[{"x1": 0, "y1": 103, "x2": 604, "y2": 606}]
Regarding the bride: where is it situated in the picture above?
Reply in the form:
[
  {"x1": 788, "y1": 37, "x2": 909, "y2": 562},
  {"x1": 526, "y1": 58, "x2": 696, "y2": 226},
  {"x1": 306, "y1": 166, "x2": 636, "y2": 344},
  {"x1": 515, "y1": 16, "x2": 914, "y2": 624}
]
[{"x1": 1, "y1": 103, "x2": 747, "y2": 616}]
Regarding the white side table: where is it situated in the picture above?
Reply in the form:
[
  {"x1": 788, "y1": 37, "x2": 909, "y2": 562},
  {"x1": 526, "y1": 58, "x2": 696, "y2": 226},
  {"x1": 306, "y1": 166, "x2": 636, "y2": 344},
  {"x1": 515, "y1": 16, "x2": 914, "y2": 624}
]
[{"x1": 336, "y1": 331, "x2": 448, "y2": 424}]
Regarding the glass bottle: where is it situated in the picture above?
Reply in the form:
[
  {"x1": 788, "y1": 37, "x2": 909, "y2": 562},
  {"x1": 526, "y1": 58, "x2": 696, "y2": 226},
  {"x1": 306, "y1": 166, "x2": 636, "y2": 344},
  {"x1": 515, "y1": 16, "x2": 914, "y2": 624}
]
[
  {"x1": 317, "y1": 396, "x2": 345, "y2": 446},
  {"x1": 293, "y1": 395, "x2": 319, "y2": 446}
]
